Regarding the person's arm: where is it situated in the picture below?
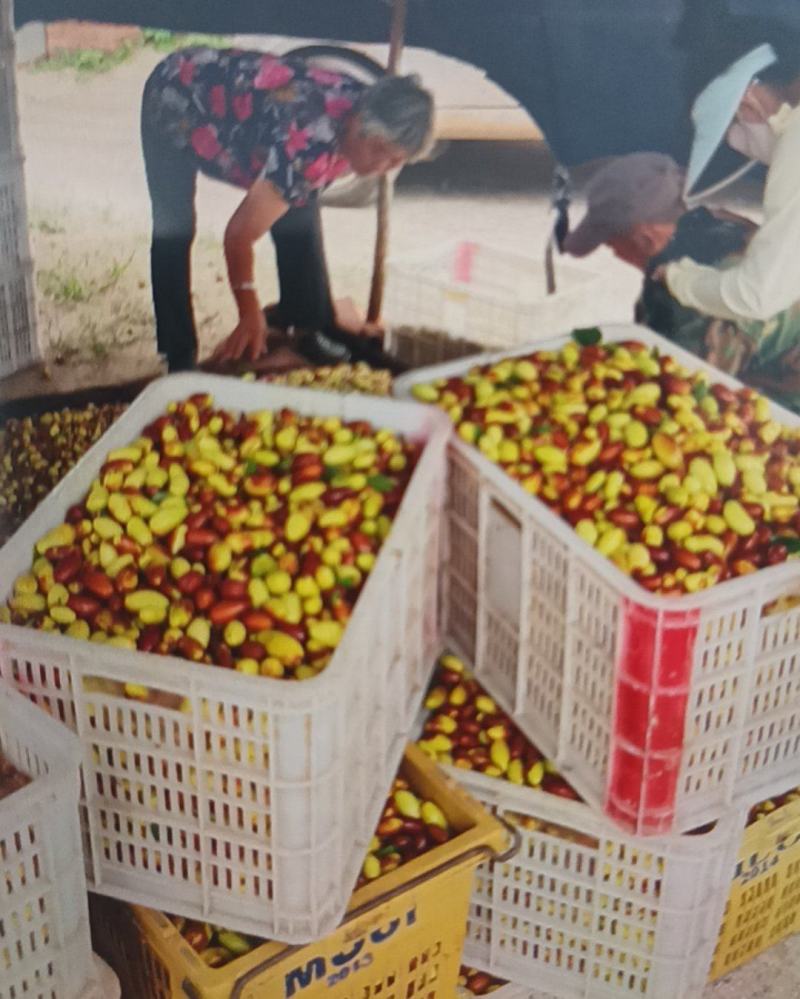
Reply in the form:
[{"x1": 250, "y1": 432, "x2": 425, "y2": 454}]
[
  {"x1": 212, "y1": 180, "x2": 289, "y2": 363},
  {"x1": 665, "y1": 111, "x2": 800, "y2": 323}
]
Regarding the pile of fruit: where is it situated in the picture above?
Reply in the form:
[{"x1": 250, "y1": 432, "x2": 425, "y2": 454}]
[
  {"x1": 168, "y1": 916, "x2": 259, "y2": 969},
  {"x1": 419, "y1": 654, "x2": 579, "y2": 799},
  {"x1": 0, "y1": 367, "x2": 390, "y2": 549},
  {"x1": 0, "y1": 751, "x2": 31, "y2": 802},
  {"x1": 168, "y1": 771, "x2": 452, "y2": 968},
  {"x1": 259, "y1": 362, "x2": 392, "y2": 396},
  {"x1": 0, "y1": 403, "x2": 127, "y2": 546},
  {"x1": 412, "y1": 335, "x2": 800, "y2": 595},
  {"x1": 457, "y1": 966, "x2": 507, "y2": 996},
  {"x1": 3, "y1": 394, "x2": 420, "y2": 683},
  {"x1": 357, "y1": 775, "x2": 452, "y2": 887},
  {"x1": 747, "y1": 786, "x2": 800, "y2": 826}
]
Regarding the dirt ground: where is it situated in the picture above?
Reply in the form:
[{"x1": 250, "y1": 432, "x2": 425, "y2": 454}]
[{"x1": 10, "y1": 44, "x2": 643, "y2": 397}]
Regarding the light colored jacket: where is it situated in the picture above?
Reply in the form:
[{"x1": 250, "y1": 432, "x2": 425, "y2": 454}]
[{"x1": 666, "y1": 102, "x2": 800, "y2": 323}]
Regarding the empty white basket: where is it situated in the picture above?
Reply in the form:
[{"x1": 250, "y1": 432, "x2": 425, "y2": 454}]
[
  {"x1": 0, "y1": 679, "x2": 92, "y2": 999},
  {"x1": 385, "y1": 241, "x2": 610, "y2": 350}
]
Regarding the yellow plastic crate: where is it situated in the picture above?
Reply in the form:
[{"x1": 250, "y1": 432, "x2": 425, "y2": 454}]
[
  {"x1": 710, "y1": 793, "x2": 800, "y2": 980},
  {"x1": 90, "y1": 744, "x2": 512, "y2": 999}
]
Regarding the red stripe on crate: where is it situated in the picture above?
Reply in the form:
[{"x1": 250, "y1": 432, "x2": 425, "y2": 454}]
[
  {"x1": 606, "y1": 598, "x2": 700, "y2": 833},
  {"x1": 453, "y1": 241, "x2": 477, "y2": 283}
]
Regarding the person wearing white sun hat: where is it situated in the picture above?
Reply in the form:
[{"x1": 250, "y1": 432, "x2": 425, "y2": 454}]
[{"x1": 665, "y1": 37, "x2": 800, "y2": 326}]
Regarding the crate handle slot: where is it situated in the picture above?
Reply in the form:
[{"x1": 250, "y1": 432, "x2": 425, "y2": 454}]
[
  {"x1": 224, "y1": 822, "x2": 520, "y2": 999},
  {"x1": 486, "y1": 814, "x2": 521, "y2": 863},
  {"x1": 482, "y1": 497, "x2": 523, "y2": 628}
]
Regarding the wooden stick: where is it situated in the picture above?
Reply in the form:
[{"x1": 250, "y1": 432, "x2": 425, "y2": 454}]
[{"x1": 367, "y1": 0, "x2": 408, "y2": 323}]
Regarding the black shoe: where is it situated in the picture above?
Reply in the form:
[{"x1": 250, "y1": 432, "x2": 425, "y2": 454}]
[
  {"x1": 296, "y1": 329, "x2": 353, "y2": 365},
  {"x1": 295, "y1": 327, "x2": 409, "y2": 376}
]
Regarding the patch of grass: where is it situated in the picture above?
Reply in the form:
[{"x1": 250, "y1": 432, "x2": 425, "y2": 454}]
[
  {"x1": 142, "y1": 29, "x2": 229, "y2": 53},
  {"x1": 140, "y1": 28, "x2": 174, "y2": 51},
  {"x1": 38, "y1": 268, "x2": 90, "y2": 303},
  {"x1": 31, "y1": 216, "x2": 66, "y2": 235},
  {"x1": 30, "y1": 29, "x2": 229, "y2": 79},
  {"x1": 96, "y1": 253, "x2": 135, "y2": 293},
  {"x1": 32, "y1": 41, "x2": 137, "y2": 77},
  {"x1": 89, "y1": 333, "x2": 110, "y2": 361},
  {"x1": 45, "y1": 313, "x2": 151, "y2": 366}
]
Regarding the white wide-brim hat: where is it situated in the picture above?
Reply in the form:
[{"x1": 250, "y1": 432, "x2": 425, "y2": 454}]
[{"x1": 685, "y1": 42, "x2": 777, "y2": 196}]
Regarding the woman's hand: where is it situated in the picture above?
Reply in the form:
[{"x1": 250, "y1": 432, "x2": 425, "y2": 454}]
[
  {"x1": 216, "y1": 180, "x2": 289, "y2": 365},
  {"x1": 212, "y1": 310, "x2": 268, "y2": 363}
]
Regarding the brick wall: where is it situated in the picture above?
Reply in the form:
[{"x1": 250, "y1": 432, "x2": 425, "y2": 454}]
[{"x1": 45, "y1": 21, "x2": 142, "y2": 56}]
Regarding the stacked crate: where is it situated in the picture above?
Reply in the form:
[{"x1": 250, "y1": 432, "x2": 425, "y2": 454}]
[
  {"x1": 0, "y1": 0, "x2": 39, "y2": 377},
  {"x1": 0, "y1": 375, "x2": 454, "y2": 942},
  {"x1": 87, "y1": 745, "x2": 511, "y2": 999},
  {"x1": 396, "y1": 324, "x2": 800, "y2": 996},
  {"x1": 0, "y1": 372, "x2": 522, "y2": 999},
  {"x1": 4, "y1": 310, "x2": 800, "y2": 996},
  {"x1": 0, "y1": 679, "x2": 93, "y2": 999}
]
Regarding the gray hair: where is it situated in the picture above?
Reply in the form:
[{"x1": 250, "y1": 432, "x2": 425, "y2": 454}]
[{"x1": 356, "y1": 74, "x2": 435, "y2": 159}]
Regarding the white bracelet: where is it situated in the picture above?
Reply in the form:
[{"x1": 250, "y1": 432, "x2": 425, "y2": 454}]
[{"x1": 233, "y1": 281, "x2": 257, "y2": 292}]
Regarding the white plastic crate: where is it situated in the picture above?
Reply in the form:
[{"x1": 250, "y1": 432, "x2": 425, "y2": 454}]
[
  {"x1": 385, "y1": 241, "x2": 611, "y2": 350},
  {"x1": 81, "y1": 956, "x2": 121, "y2": 999},
  {"x1": 453, "y1": 766, "x2": 743, "y2": 999},
  {"x1": 0, "y1": 0, "x2": 10, "y2": 41},
  {"x1": 0, "y1": 27, "x2": 40, "y2": 376},
  {"x1": 0, "y1": 260, "x2": 38, "y2": 376},
  {"x1": 0, "y1": 373, "x2": 450, "y2": 943},
  {"x1": 1, "y1": 39, "x2": 18, "y2": 163},
  {"x1": 0, "y1": 155, "x2": 32, "y2": 263},
  {"x1": 395, "y1": 326, "x2": 800, "y2": 836},
  {"x1": 0, "y1": 679, "x2": 93, "y2": 999}
]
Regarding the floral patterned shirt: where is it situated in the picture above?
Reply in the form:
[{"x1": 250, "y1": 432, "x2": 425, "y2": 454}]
[{"x1": 143, "y1": 47, "x2": 365, "y2": 205}]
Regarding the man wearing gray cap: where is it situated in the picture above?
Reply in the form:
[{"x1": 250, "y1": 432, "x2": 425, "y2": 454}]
[
  {"x1": 563, "y1": 152, "x2": 686, "y2": 268},
  {"x1": 564, "y1": 151, "x2": 800, "y2": 410}
]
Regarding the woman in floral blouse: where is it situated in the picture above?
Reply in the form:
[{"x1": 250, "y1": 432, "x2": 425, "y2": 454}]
[{"x1": 141, "y1": 46, "x2": 434, "y2": 370}]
